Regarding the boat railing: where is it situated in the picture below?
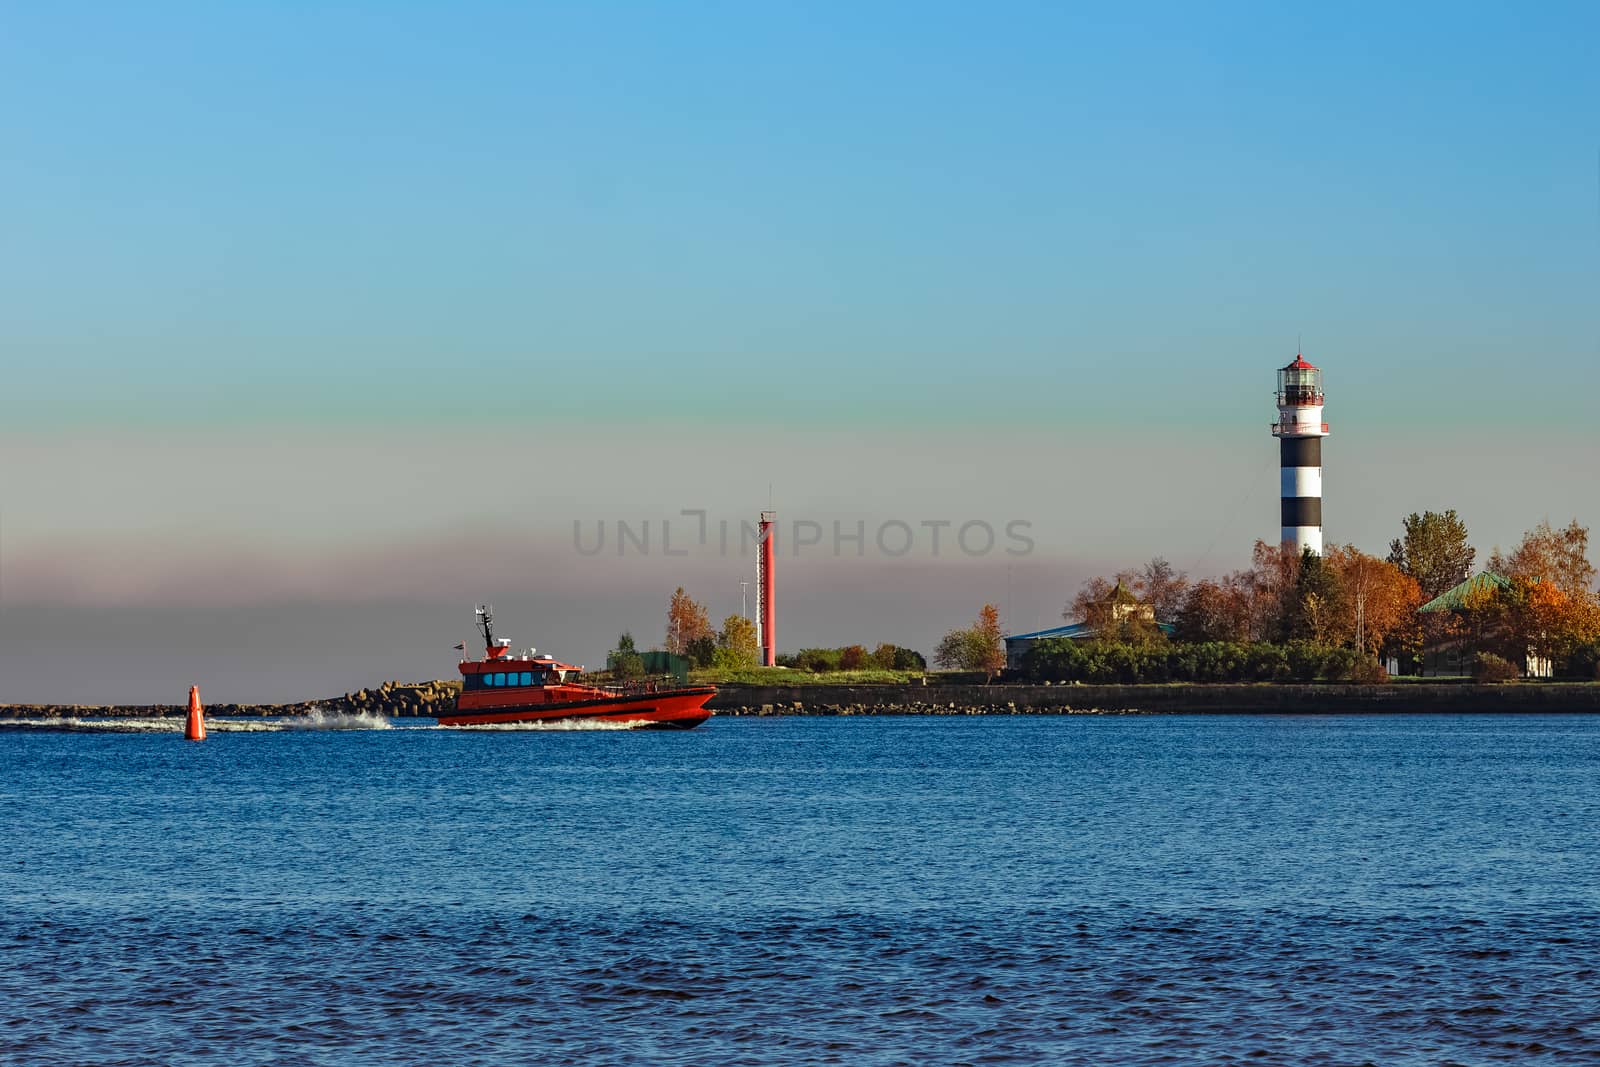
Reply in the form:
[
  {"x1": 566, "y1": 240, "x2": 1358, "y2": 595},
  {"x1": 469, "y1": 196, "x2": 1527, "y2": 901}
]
[{"x1": 592, "y1": 677, "x2": 684, "y2": 696}]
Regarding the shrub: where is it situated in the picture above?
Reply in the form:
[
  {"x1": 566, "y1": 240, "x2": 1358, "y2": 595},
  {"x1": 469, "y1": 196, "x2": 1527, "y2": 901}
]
[
  {"x1": 711, "y1": 645, "x2": 751, "y2": 671},
  {"x1": 839, "y1": 644, "x2": 868, "y2": 670},
  {"x1": 1320, "y1": 646, "x2": 1360, "y2": 683},
  {"x1": 794, "y1": 648, "x2": 843, "y2": 673},
  {"x1": 1472, "y1": 652, "x2": 1520, "y2": 684},
  {"x1": 1348, "y1": 655, "x2": 1389, "y2": 685},
  {"x1": 1244, "y1": 644, "x2": 1290, "y2": 683},
  {"x1": 1017, "y1": 638, "x2": 1392, "y2": 685},
  {"x1": 1283, "y1": 641, "x2": 1327, "y2": 683},
  {"x1": 892, "y1": 646, "x2": 927, "y2": 671}
]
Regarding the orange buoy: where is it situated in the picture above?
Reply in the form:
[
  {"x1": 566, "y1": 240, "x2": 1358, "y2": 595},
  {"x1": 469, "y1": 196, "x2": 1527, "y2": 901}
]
[{"x1": 185, "y1": 685, "x2": 206, "y2": 741}]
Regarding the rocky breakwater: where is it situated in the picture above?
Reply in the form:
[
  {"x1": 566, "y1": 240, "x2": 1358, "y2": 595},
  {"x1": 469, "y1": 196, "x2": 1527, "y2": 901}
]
[
  {"x1": 0, "y1": 680, "x2": 463, "y2": 720},
  {"x1": 707, "y1": 683, "x2": 1122, "y2": 717},
  {"x1": 707, "y1": 681, "x2": 1600, "y2": 715},
  {"x1": 329, "y1": 679, "x2": 461, "y2": 718}
]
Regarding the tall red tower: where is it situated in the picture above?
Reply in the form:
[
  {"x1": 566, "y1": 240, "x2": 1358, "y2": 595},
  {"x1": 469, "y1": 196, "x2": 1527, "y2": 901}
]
[{"x1": 757, "y1": 511, "x2": 776, "y2": 666}]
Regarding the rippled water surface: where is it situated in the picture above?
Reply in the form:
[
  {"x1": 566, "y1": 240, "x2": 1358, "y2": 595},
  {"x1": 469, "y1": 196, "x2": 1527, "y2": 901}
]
[{"x1": 3, "y1": 714, "x2": 1598, "y2": 1065}]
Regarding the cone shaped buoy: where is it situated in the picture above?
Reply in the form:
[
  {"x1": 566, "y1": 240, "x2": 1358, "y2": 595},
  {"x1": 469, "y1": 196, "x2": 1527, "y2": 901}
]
[{"x1": 185, "y1": 685, "x2": 206, "y2": 741}]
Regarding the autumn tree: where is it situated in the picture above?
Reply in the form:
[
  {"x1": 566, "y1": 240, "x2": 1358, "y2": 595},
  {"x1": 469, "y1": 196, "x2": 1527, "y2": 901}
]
[
  {"x1": 666, "y1": 587, "x2": 713, "y2": 656},
  {"x1": 1490, "y1": 519, "x2": 1600, "y2": 667},
  {"x1": 1387, "y1": 510, "x2": 1476, "y2": 601},
  {"x1": 935, "y1": 603, "x2": 1006, "y2": 681},
  {"x1": 1323, "y1": 544, "x2": 1423, "y2": 655},
  {"x1": 1139, "y1": 557, "x2": 1190, "y2": 623},
  {"x1": 1067, "y1": 575, "x2": 1164, "y2": 644},
  {"x1": 1249, "y1": 540, "x2": 1302, "y2": 642},
  {"x1": 1175, "y1": 577, "x2": 1253, "y2": 643},
  {"x1": 1223, "y1": 568, "x2": 1273, "y2": 643},
  {"x1": 1490, "y1": 519, "x2": 1598, "y2": 595},
  {"x1": 1500, "y1": 579, "x2": 1598, "y2": 667},
  {"x1": 976, "y1": 604, "x2": 1005, "y2": 678}
]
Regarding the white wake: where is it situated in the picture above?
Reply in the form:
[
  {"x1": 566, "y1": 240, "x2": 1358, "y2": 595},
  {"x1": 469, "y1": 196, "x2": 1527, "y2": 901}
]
[
  {"x1": 445, "y1": 718, "x2": 646, "y2": 731},
  {"x1": 0, "y1": 708, "x2": 394, "y2": 733}
]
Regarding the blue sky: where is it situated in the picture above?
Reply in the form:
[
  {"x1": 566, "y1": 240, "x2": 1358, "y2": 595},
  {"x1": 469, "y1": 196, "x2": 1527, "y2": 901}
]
[
  {"x1": 4, "y1": 2, "x2": 1595, "y2": 428},
  {"x1": 1, "y1": 2, "x2": 1597, "y2": 699}
]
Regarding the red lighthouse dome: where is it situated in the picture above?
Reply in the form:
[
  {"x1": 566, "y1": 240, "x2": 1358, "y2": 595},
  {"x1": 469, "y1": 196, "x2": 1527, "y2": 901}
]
[{"x1": 1277, "y1": 353, "x2": 1323, "y2": 406}]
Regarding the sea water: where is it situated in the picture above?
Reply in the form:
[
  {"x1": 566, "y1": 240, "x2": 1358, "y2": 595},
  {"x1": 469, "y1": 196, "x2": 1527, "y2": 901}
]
[{"x1": 2, "y1": 714, "x2": 1597, "y2": 1065}]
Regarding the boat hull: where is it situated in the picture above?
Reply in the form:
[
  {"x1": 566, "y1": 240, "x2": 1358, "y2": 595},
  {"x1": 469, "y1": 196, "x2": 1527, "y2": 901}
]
[{"x1": 436, "y1": 686, "x2": 716, "y2": 729}]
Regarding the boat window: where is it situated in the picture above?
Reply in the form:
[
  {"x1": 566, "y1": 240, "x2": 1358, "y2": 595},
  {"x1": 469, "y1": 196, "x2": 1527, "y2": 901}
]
[
  {"x1": 493, "y1": 672, "x2": 507, "y2": 687},
  {"x1": 530, "y1": 672, "x2": 546, "y2": 686},
  {"x1": 519, "y1": 671, "x2": 532, "y2": 686}
]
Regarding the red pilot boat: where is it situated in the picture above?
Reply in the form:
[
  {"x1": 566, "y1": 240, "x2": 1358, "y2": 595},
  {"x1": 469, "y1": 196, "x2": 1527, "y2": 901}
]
[{"x1": 437, "y1": 606, "x2": 715, "y2": 729}]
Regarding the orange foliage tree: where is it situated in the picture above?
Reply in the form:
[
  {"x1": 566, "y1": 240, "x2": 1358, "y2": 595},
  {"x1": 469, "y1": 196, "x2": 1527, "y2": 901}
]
[
  {"x1": 1323, "y1": 544, "x2": 1423, "y2": 656},
  {"x1": 935, "y1": 603, "x2": 1006, "y2": 681},
  {"x1": 975, "y1": 604, "x2": 1005, "y2": 679},
  {"x1": 1490, "y1": 519, "x2": 1600, "y2": 666},
  {"x1": 666, "y1": 587, "x2": 713, "y2": 655}
]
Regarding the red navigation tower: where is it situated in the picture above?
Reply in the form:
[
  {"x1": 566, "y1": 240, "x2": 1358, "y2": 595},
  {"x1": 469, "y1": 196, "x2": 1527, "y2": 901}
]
[{"x1": 757, "y1": 511, "x2": 776, "y2": 666}]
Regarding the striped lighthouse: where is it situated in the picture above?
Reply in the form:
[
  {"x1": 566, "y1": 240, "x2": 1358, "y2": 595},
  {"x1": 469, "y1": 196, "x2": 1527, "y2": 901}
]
[{"x1": 1271, "y1": 352, "x2": 1328, "y2": 556}]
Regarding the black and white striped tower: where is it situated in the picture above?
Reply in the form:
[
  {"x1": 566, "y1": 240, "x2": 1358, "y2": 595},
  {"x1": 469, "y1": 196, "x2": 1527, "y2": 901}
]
[{"x1": 1271, "y1": 352, "x2": 1328, "y2": 555}]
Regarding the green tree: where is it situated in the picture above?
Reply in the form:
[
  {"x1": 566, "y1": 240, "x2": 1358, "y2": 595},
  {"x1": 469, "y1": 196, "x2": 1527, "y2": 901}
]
[
  {"x1": 935, "y1": 603, "x2": 1006, "y2": 680},
  {"x1": 892, "y1": 646, "x2": 927, "y2": 671},
  {"x1": 1291, "y1": 548, "x2": 1344, "y2": 643},
  {"x1": 871, "y1": 644, "x2": 927, "y2": 671},
  {"x1": 717, "y1": 614, "x2": 759, "y2": 667},
  {"x1": 685, "y1": 635, "x2": 717, "y2": 668},
  {"x1": 608, "y1": 632, "x2": 645, "y2": 680},
  {"x1": 1387, "y1": 510, "x2": 1476, "y2": 601}
]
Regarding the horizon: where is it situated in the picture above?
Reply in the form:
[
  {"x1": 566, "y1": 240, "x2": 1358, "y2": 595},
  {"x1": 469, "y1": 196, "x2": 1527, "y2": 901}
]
[{"x1": 3, "y1": 2, "x2": 1598, "y2": 702}]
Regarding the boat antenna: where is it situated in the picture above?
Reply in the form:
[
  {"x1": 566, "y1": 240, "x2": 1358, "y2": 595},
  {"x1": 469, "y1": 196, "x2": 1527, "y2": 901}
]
[{"x1": 475, "y1": 604, "x2": 495, "y2": 652}]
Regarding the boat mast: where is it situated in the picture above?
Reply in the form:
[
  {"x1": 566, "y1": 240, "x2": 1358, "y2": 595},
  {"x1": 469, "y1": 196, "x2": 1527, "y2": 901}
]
[{"x1": 475, "y1": 604, "x2": 495, "y2": 654}]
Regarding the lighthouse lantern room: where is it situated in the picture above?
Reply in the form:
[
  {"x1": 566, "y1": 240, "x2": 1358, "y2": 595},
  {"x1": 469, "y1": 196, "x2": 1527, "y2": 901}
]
[{"x1": 1270, "y1": 353, "x2": 1328, "y2": 556}]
